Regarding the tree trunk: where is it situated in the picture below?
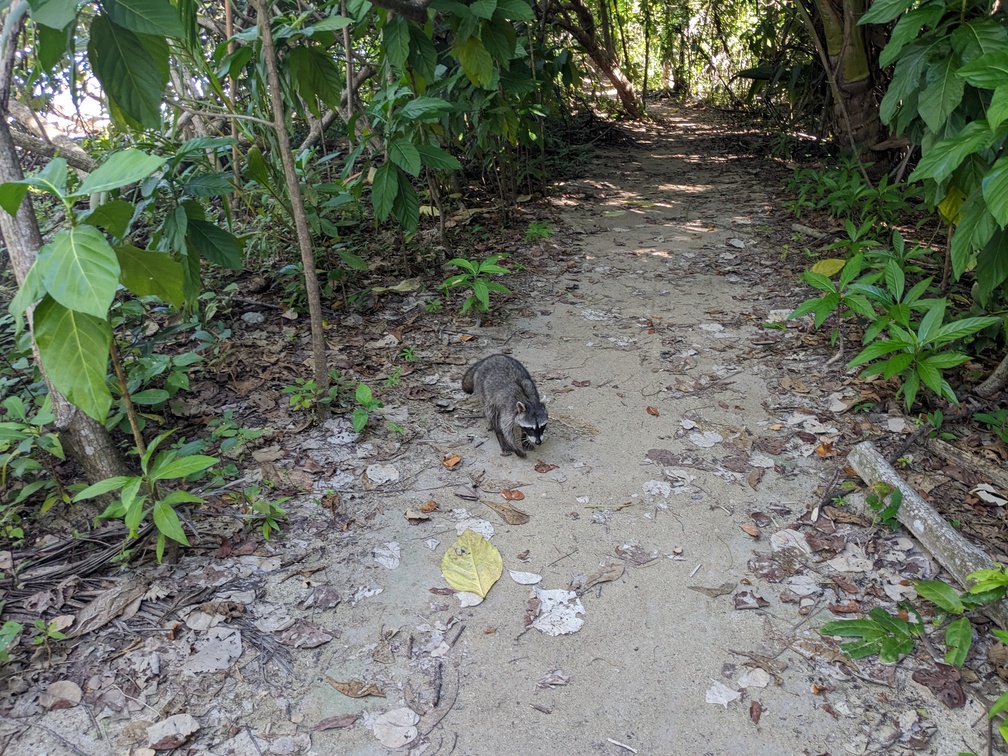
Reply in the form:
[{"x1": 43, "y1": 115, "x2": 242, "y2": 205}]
[
  {"x1": 254, "y1": 0, "x2": 330, "y2": 410},
  {"x1": 0, "y1": 117, "x2": 129, "y2": 481},
  {"x1": 811, "y1": 0, "x2": 884, "y2": 150},
  {"x1": 552, "y1": 0, "x2": 643, "y2": 118}
]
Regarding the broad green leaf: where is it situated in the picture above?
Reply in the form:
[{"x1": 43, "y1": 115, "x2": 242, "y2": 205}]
[
  {"x1": 914, "y1": 579, "x2": 965, "y2": 613},
  {"x1": 470, "y1": 0, "x2": 496, "y2": 19},
  {"x1": 9, "y1": 262, "x2": 46, "y2": 323},
  {"x1": 383, "y1": 15, "x2": 410, "y2": 69},
  {"x1": 400, "y1": 96, "x2": 453, "y2": 120},
  {"x1": 951, "y1": 19, "x2": 1008, "y2": 65},
  {"x1": 951, "y1": 191, "x2": 996, "y2": 279},
  {"x1": 416, "y1": 144, "x2": 461, "y2": 171},
  {"x1": 916, "y1": 299, "x2": 945, "y2": 345},
  {"x1": 989, "y1": 86, "x2": 1008, "y2": 131},
  {"x1": 352, "y1": 407, "x2": 368, "y2": 433},
  {"x1": 391, "y1": 178, "x2": 419, "y2": 235},
  {"x1": 820, "y1": 619, "x2": 887, "y2": 639},
  {"x1": 879, "y1": 6, "x2": 945, "y2": 68},
  {"x1": 976, "y1": 229, "x2": 1008, "y2": 305},
  {"x1": 130, "y1": 388, "x2": 169, "y2": 406},
  {"x1": 801, "y1": 270, "x2": 837, "y2": 293},
  {"x1": 408, "y1": 25, "x2": 437, "y2": 80},
  {"x1": 288, "y1": 46, "x2": 343, "y2": 115},
  {"x1": 990, "y1": 688, "x2": 1008, "y2": 719},
  {"x1": 493, "y1": 0, "x2": 535, "y2": 21},
  {"x1": 74, "y1": 475, "x2": 130, "y2": 501},
  {"x1": 909, "y1": 121, "x2": 996, "y2": 184},
  {"x1": 958, "y1": 51, "x2": 1008, "y2": 90},
  {"x1": 28, "y1": 0, "x2": 79, "y2": 29},
  {"x1": 88, "y1": 14, "x2": 165, "y2": 129},
  {"x1": 881, "y1": 352, "x2": 914, "y2": 379},
  {"x1": 484, "y1": 281, "x2": 512, "y2": 294},
  {"x1": 916, "y1": 359, "x2": 943, "y2": 395},
  {"x1": 868, "y1": 607, "x2": 911, "y2": 637},
  {"x1": 0, "y1": 181, "x2": 29, "y2": 217},
  {"x1": 181, "y1": 174, "x2": 233, "y2": 198},
  {"x1": 935, "y1": 315, "x2": 1002, "y2": 342},
  {"x1": 884, "y1": 259, "x2": 905, "y2": 300},
  {"x1": 114, "y1": 245, "x2": 183, "y2": 310},
  {"x1": 0, "y1": 158, "x2": 70, "y2": 216},
  {"x1": 34, "y1": 298, "x2": 113, "y2": 422},
  {"x1": 982, "y1": 155, "x2": 1008, "y2": 227},
  {"x1": 967, "y1": 567, "x2": 1008, "y2": 593},
  {"x1": 440, "y1": 528, "x2": 503, "y2": 598},
  {"x1": 879, "y1": 634, "x2": 915, "y2": 663},
  {"x1": 841, "y1": 639, "x2": 884, "y2": 659},
  {"x1": 812, "y1": 294, "x2": 840, "y2": 328},
  {"x1": 153, "y1": 500, "x2": 191, "y2": 545},
  {"x1": 355, "y1": 382, "x2": 373, "y2": 405},
  {"x1": 372, "y1": 161, "x2": 398, "y2": 222},
  {"x1": 102, "y1": 0, "x2": 184, "y2": 39},
  {"x1": 186, "y1": 219, "x2": 243, "y2": 268},
  {"x1": 473, "y1": 278, "x2": 490, "y2": 309},
  {"x1": 77, "y1": 149, "x2": 163, "y2": 196},
  {"x1": 944, "y1": 616, "x2": 972, "y2": 667},
  {"x1": 848, "y1": 339, "x2": 905, "y2": 367},
  {"x1": 858, "y1": 0, "x2": 912, "y2": 26},
  {"x1": 152, "y1": 454, "x2": 217, "y2": 480},
  {"x1": 309, "y1": 15, "x2": 353, "y2": 32},
  {"x1": 901, "y1": 368, "x2": 921, "y2": 409},
  {"x1": 918, "y1": 53, "x2": 965, "y2": 132},
  {"x1": 923, "y1": 352, "x2": 970, "y2": 369},
  {"x1": 37, "y1": 226, "x2": 120, "y2": 318},
  {"x1": 455, "y1": 35, "x2": 496, "y2": 89},
  {"x1": 84, "y1": 199, "x2": 135, "y2": 239},
  {"x1": 388, "y1": 138, "x2": 421, "y2": 177}
]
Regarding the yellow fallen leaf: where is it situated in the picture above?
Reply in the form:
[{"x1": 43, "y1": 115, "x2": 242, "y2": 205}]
[
  {"x1": 441, "y1": 529, "x2": 503, "y2": 598},
  {"x1": 810, "y1": 258, "x2": 847, "y2": 277}
]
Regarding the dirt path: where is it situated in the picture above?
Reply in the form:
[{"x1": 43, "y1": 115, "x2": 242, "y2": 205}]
[{"x1": 2, "y1": 108, "x2": 993, "y2": 755}]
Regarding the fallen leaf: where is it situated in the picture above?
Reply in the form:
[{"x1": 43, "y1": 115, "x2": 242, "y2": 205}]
[
  {"x1": 740, "y1": 524, "x2": 760, "y2": 538},
  {"x1": 327, "y1": 677, "x2": 386, "y2": 699},
  {"x1": 536, "y1": 670, "x2": 570, "y2": 688},
  {"x1": 481, "y1": 498, "x2": 530, "y2": 525},
  {"x1": 501, "y1": 489, "x2": 525, "y2": 501},
  {"x1": 573, "y1": 379, "x2": 590, "y2": 387},
  {"x1": 531, "y1": 588, "x2": 585, "y2": 635},
  {"x1": 372, "y1": 707, "x2": 419, "y2": 748},
  {"x1": 315, "y1": 714, "x2": 359, "y2": 731},
  {"x1": 148, "y1": 713, "x2": 200, "y2": 750},
  {"x1": 420, "y1": 500, "x2": 440, "y2": 512},
  {"x1": 827, "y1": 601, "x2": 861, "y2": 614},
  {"x1": 442, "y1": 453, "x2": 462, "y2": 469},
  {"x1": 535, "y1": 460, "x2": 558, "y2": 473},
  {"x1": 39, "y1": 680, "x2": 82, "y2": 710},
  {"x1": 706, "y1": 681, "x2": 741, "y2": 708},
  {"x1": 646, "y1": 406, "x2": 660, "y2": 416},
  {"x1": 404, "y1": 509, "x2": 431, "y2": 523},
  {"x1": 750, "y1": 700, "x2": 763, "y2": 724},
  {"x1": 584, "y1": 563, "x2": 625, "y2": 590},
  {"x1": 734, "y1": 590, "x2": 770, "y2": 610},
  {"x1": 508, "y1": 569, "x2": 542, "y2": 585},
  {"x1": 747, "y1": 468, "x2": 764, "y2": 489},
  {"x1": 278, "y1": 619, "x2": 333, "y2": 648},
  {"x1": 815, "y1": 440, "x2": 834, "y2": 458},
  {"x1": 441, "y1": 529, "x2": 503, "y2": 598},
  {"x1": 689, "y1": 581, "x2": 737, "y2": 598}
]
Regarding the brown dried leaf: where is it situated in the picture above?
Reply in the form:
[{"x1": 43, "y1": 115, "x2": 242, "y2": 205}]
[
  {"x1": 747, "y1": 468, "x2": 764, "y2": 490},
  {"x1": 749, "y1": 700, "x2": 763, "y2": 725},
  {"x1": 327, "y1": 677, "x2": 386, "y2": 699},
  {"x1": 689, "y1": 581, "x2": 737, "y2": 598},
  {"x1": 573, "y1": 380, "x2": 591, "y2": 387},
  {"x1": 481, "y1": 498, "x2": 530, "y2": 525},
  {"x1": 501, "y1": 489, "x2": 525, "y2": 501},
  {"x1": 740, "y1": 524, "x2": 760, "y2": 538},
  {"x1": 442, "y1": 453, "x2": 462, "y2": 469},
  {"x1": 646, "y1": 406, "x2": 660, "y2": 417},
  {"x1": 314, "y1": 714, "x2": 360, "y2": 731},
  {"x1": 584, "y1": 563, "x2": 625, "y2": 590},
  {"x1": 404, "y1": 509, "x2": 431, "y2": 523},
  {"x1": 734, "y1": 590, "x2": 770, "y2": 610},
  {"x1": 534, "y1": 460, "x2": 558, "y2": 473},
  {"x1": 70, "y1": 575, "x2": 150, "y2": 639},
  {"x1": 828, "y1": 601, "x2": 861, "y2": 615},
  {"x1": 420, "y1": 499, "x2": 439, "y2": 512}
]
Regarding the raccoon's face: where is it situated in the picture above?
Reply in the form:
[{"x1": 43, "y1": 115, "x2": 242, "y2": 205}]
[{"x1": 515, "y1": 401, "x2": 547, "y2": 448}]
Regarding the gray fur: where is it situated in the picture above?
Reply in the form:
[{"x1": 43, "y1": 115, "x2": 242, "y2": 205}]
[{"x1": 462, "y1": 354, "x2": 548, "y2": 458}]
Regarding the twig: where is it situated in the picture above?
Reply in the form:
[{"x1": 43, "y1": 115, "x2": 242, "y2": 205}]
[{"x1": 607, "y1": 737, "x2": 639, "y2": 753}]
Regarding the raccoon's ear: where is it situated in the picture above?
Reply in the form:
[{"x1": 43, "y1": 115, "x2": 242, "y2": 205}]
[{"x1": 516, "y1": 401, "x2": 526, "y2": 413}]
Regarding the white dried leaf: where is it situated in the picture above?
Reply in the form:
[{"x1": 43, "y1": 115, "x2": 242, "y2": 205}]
[
  {"x1": 372, "y1": 707, "x2": 419, "y2": 749},
  {"x1": 508, "y1": 570, "x2": 542, "y2": 585},
  {"x1": 705, "y1": 681, "x2": 741, "y2": 708}
]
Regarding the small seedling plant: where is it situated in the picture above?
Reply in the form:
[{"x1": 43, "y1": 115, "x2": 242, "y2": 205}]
[
  {"x1": 353, "y1": 382, "x2": 382, "y2": 433},
  {"x1": 441, "y1": 253, "x2": 512, "y2": 325}
]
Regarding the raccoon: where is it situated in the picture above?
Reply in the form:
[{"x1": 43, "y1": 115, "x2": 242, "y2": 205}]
[{"x1": 462, "y1": 354, "x2": 548, "y2": 458}]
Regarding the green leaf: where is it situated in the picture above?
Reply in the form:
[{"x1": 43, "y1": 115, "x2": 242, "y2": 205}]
[
  {"x1": 153, "y1": 499, "x2": 191, "y2": 545},
  {"x1": 990, "y1": 688, "x2": 1008, "y2": 719},
  {"x1": 88, "y1": 15, "x2": 165, "y2": 129},
  {"x1": 34, "y1": 298, "x2": 113, "y2": 422},
  {"x1": 309, "y1": 15, "x2": 353, "y2": 32},
  {"x1": 976, "y1": 229, "x2": 1008, "y2": 305},
  {"x1": 372, "y1": 161, "x2": 398, "y2": 222},
  {"x1": 848, "y1": 339, "x2": 905, "y2": 367},
  {"x1": 982, "y1": 155, "x2": 1008, "y2": 227},
  {"x1": 493, "y1": 0, "x2": 535, "y2": 20},
  {"x1": 352, "y1": 407, "x2": 368, "y2": 433},
  {"x1": 935, "y1": 315, "x2": 1002, "y2": 343},
  {"x1": 73, "y1": 475, "x2": 131, "y2": 501},
  {"x1": 473, "y1": 278, "x2": 490, "y2": 309},
  {"x1": 918, "y1": 53, "x2": 965, "y2": 132},
  {"x1": 916, "y1": 359, "x2": 944, "y2": 395},
  {"x1": 355, "y1": 383, "x2": 373, "y2": 406},
  {"x1": 880, "y1": 6, "x2": 945, "y2": 68},
  {"x1": 909, "y1": 121, "x2": 996, "y2": 184},
  {"x1": 952, "y1": 191, "x2": 996, "y2": 279},
  {"x1": 944, "y1": 616, "x2": 972, "y2": 667},
  {"x1": 130, "y1": 388, "x2": 169, "y2": 406},
  {"x1": 388, "y1": 138, "x2": 421, "y2": 177},
  {"x1": 28, "y1": 0, "x2": 79, "y2": 29},
  {"x1": 152, "y1": 454, "x2": 217, "y2": 480},
  {"x1": 916, "y1": 299, "x2": 945, "y2": 345},
  {"x1": 989, "y1": 86, "x2": 1008, "y2": 132},
  {"x1": 0, "y1": 181, "x2": 29, "y2": 217},
  {"x1": 102, "y1": 0, "x2": 184, "y2": 39},
  {"x1": 76, "y1": 149, "x2": 163, "y2": 196},
  {"x1": 868, "y1": 607, "x2": 911, "y2": 637},
  {"x1": 287, "y1": 46, "x2": 343, "y2": 114},
  {"x1": 879, "y1": 634, "x2": 915, "y2": 663},
  {"x1": 186, "y1": 219, "x2": 243, "y2": 268},
  {"x1": 858, "y1": 0, "x2": 912, "y2": 26},
  {"x1": 181, "y1": 174, "x2": 233, "y2": 198},
  {"x1": 914, "y1": 579, "x2": 965, "y2": 614},
  {"x1": 881, "y1": 352, "x2": 914, "y2": 379},
  {"x1": 36, "y1": 226, "x2": 121, "y2": 319},
  {"x1": 383, "y1": 15, "x2": 410, "y2": 69},
  {"x1": 455, "y1": 35, "x2": 496, "y2": 89},
  {"x1": 391, "y1": 178, "x2": 419, "y2": 235},
  {"x1": 9, "y1": 262, "x2": 46, "y2": 324},
  {"x1": 957, "y1": 51, "x2": 1008, "y2": 90},
  {"x1": 84, "y1": 199, "x2": 135, "y2": 239},
  {"x1": 800, "y1": 270, "x2": 837, "y2": 293},
  {"x1": 923, "y1": 352, "x2": 970, "y2": 370},
  {"x1": 416, "y1": 143, "x2": 461, "y2": 171},
  {"x1": 820, "y1": 618, "x2": 887, "y2": 639},
  {"x1": 470, "y1": 0, "x2": 496, "y2": 19},
  {"x1": 400, "y1": 96, "x2": 453, "y2": 120}
]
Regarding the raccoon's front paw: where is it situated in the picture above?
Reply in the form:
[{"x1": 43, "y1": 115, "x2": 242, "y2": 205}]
[{"x1": 521, "y1": 437, "x2": 536, "y2": 451}]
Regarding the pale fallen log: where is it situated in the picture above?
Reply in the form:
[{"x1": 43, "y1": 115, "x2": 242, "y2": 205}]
[{"x1": 847, "y1": 440, "x2": 1008, "y2": 630}]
